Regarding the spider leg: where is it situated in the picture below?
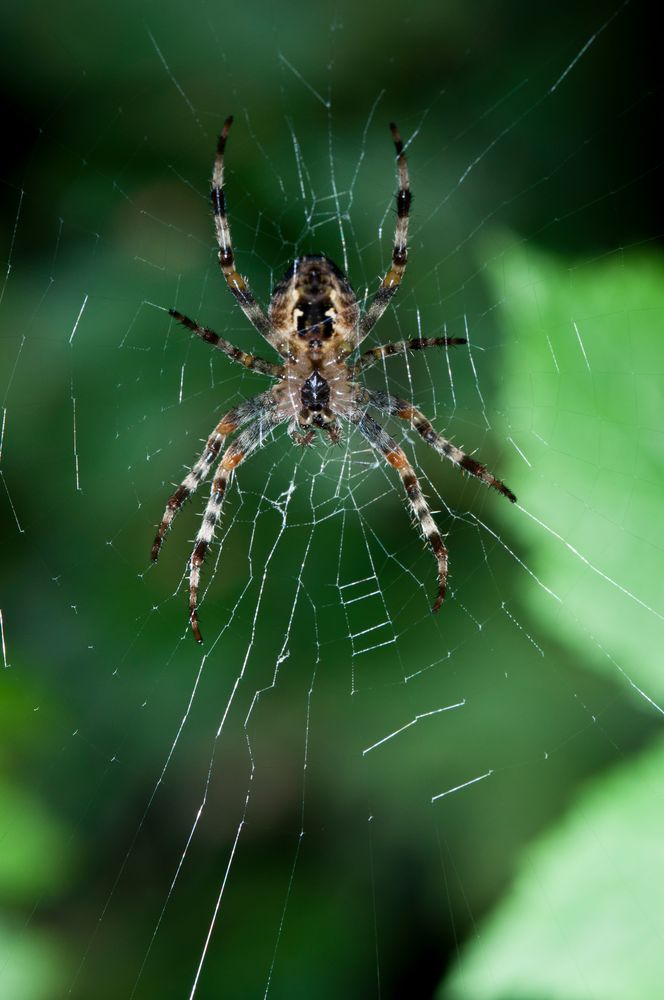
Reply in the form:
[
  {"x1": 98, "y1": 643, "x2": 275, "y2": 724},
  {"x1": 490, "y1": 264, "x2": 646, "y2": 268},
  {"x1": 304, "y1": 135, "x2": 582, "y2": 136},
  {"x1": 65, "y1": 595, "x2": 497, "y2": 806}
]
[
  {"x1": 369, "y1": 391, "x2": 517, "y2": 503},
  {"x1": 352, "y1": 411, "x2": 448, "y2": 612},
  {"x1": 168, "y1": 309, "x2": 283, "y2": 377},
  {"x1": 188, "y1": 414, "x2": 282, "y2": 643},
  {"x1": 211, "y1": 117, "x2": 283, "y2": 354},
  {"x1": 358, "y1": 123, "x2": 411, "y2": 344},
  {"x1": 351, "y1": 336, "x2": 466, "y2": 376},
  {"x1": 150, "y1": 392, "x2": 275, "y2": 563}
]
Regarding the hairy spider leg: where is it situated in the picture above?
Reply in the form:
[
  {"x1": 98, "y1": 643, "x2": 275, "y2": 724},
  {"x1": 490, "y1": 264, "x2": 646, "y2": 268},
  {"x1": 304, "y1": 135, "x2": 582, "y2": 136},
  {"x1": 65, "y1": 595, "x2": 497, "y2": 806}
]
[
  {"x1": 369, "y1": 391, "x2": 517, "y2": 503},
  {"x1": 353, "y1": 411, "x2": 448, "y2": 612},
  {"x1": 150, "y1": 393, "x2": 275, "y2": 563},
  {"x1": 188, "y1": 414, "x2": 282, "y2": 643},
  {"x1": 168, "y1": 309, "x2": 283, "y2": 378},
  {"x1": 211, "y1": 117, "x2": 284, "y2": 353},
  {"x1": 358, "y1": 123, "x2": 411, "y2": 343},
  {"x1": 351, "y1": 335, "x2": 466, "y2": 376}
]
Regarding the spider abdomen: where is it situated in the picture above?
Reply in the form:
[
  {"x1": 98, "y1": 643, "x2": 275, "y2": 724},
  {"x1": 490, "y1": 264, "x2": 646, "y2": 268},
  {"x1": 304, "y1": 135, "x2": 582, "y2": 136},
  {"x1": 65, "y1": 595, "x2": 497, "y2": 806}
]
[{"x1": 300, "y1": 370, "x2": 330, "y2": 412}]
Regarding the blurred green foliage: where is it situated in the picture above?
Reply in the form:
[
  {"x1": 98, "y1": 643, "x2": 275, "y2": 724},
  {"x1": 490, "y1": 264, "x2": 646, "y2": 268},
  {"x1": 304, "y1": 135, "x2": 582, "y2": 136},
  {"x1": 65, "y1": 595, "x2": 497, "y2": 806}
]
[
  {"x1": 489, "y1": 244, "x2": 664, "y2": 701},
  {"x1": 443, "y1": 736, "x2": 664, "y2": 1000},
  {"x1": 1, "y1": 0, "x2": 662, "y2": 998},
  {"x1": 438, "y1": 244, "x2": 664, "y2": 1000}
]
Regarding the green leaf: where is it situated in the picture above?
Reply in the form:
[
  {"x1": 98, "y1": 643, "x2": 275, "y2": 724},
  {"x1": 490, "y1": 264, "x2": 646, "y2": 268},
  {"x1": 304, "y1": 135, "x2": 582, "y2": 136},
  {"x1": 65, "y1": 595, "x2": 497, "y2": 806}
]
[
  {"x1": 440, "y1": 736, "x2": 664, "y2": 1000},
  {"x1": 487, "y1": 244, "x2": 664, "y2": 704}
]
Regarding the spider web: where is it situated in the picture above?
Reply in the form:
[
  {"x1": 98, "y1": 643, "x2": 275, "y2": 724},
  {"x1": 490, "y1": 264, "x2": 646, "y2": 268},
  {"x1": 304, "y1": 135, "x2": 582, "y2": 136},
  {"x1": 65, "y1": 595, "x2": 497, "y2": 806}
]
[{"x1": 1, "y1": 2, "x2": 663, "y2": 997}]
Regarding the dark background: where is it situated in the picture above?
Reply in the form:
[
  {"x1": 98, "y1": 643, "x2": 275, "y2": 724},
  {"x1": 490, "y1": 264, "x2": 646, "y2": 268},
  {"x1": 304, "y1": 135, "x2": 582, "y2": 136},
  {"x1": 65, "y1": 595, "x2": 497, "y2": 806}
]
[{"x1": 1, "y1": 1, "x2": 663, "y2": 998}]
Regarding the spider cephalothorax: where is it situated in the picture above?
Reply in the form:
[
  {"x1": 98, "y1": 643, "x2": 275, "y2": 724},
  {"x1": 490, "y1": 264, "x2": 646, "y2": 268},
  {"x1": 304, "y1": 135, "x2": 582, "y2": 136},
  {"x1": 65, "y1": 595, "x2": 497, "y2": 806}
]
[{"x1": 152, "y1": 117, "x2": 516, "y2": 642}]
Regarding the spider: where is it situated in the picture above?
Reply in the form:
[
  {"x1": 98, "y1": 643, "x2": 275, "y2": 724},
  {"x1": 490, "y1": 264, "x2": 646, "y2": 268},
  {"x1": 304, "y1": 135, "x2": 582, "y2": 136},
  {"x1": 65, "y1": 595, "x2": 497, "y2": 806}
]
[{"x1": 151, "y1": 117, "x2": 516, "y2": 642}]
